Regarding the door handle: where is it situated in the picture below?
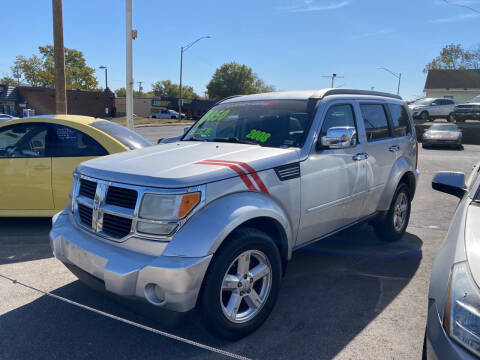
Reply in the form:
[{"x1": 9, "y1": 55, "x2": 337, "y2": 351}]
[
  {"x1": 352, "y1": 152, "x2": 369, "y2": 161},
  {"x1": 34, "y1": 165, "x2": 50, "y2": 171},
  {"x1": 389, "y1": 145, "x2": 400, "y2": 152}
]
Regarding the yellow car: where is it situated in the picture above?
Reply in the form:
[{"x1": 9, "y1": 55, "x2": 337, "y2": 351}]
[{"x1": 0, "y1": 115, "x2": 151, "y2": 217}]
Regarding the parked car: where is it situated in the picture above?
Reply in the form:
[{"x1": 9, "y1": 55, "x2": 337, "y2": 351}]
[
  {"x1": 454, "y1": 95, "x2": 480, "y2": 122},
  {"x1": 150, "y1": 109, "x2": 186, "y2": 119},
  {"x1": 0, "y1": 115, "x2": 151, "y2": 217},
  {"x1": 0, "y1": 114, "x2": 18, "y2": 122},
  {"x1": 50, "y1": 89, "x2": 419, "y2": 339},
  {"x1": 422, "y1": 124, "x2": 462, "y2": 149},
  {"x1": 425, "y1": 161, "x2": 480, "y2": 359},
  {"x1": 409, "y1": 98, "x2": 456, "y2": 122}
]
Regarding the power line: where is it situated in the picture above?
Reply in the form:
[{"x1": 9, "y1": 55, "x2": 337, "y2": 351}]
[{"x1": 442, "y1": 0, "x2": 480, "y2": 14}]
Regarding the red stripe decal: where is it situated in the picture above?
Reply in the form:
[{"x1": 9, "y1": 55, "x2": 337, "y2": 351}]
[
  {"x1": 195, "y1": 161, "x2": 257, "y2": 191},
  {"x1": 202, "y1": 160, "x2": 269, "y2": 194}
]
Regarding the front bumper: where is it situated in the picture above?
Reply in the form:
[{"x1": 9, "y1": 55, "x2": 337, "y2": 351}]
[
  {"x1": 423, "y1": 138, "x2": 462, "y2": 146},
  {"x1": 50, "y1": 211, "x2": 212, "y2": 313},
  {"x1": 426, "y1": 299, "x2": 476, "y2": 360},
  {"x1": 454, "y1": 112, "x2": 480, "y2": 120}
]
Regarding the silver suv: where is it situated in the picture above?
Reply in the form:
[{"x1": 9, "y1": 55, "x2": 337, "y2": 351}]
[
  {"x1": 50, "y1": 89, "x2": 419, "y2": 338},
  {"x1": 409, "y1": 98, "x2": 456, "y2": 122}
]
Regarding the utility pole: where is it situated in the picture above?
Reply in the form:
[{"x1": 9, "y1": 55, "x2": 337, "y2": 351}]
[
  {"x1": 376, "y1": 67, "x2": 402, "y2": 95},
  {"x1": 125, "y1": 0, "x2": 134, "y2": 129},
  {"x1": 321, "y1": 73, "x2": 344, "y2": 88},
  {"x1": 52, "y1": 0, "x2": 67, "y2": 114},
  {"x1": 137, "y1": 81, "x2": 143, "y2": 93},
  {"x1": 99, "y1": 66, "x2": 108, "y2": 91}
]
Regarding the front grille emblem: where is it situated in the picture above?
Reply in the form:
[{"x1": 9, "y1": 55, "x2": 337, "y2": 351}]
[{"x1": 92, "y1": 183, "x2": 108, "y2": 232}]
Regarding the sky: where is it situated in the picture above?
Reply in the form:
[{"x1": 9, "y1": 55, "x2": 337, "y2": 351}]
[{"x1": 2, "y1": 0, "x2": 480, "y2": 100}]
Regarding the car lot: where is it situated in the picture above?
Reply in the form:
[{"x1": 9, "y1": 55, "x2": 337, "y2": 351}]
[{"x1": 1, "y1": 125, "x2": 479, "y2": 359}]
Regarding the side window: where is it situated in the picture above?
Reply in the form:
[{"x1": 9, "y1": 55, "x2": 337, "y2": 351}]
[
  {"x1": 360, "y1": 104, "x2": 391, "y2": 142},
  {"x1": 388, "y1": 104, "x2": 412, "y2": 137},
  {"x1": 50, "y1": 124, "x2": 108, "y2": 157},
  {"x1": 320, "y1": 104, "x2": 358, "y2": 144},
  {"x1": 0, "y1": 123, "x2": 48, "y2": 158}
]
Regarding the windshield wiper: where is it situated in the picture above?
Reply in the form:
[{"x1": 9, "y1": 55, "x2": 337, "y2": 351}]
[{"x1": 211, "y1": 137, "x2": 259, "y2": 145}]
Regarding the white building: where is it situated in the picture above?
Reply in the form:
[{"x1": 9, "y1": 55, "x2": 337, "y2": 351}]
[{"x1": 424, "y1": 69, "x2": 480, "y2": 103}]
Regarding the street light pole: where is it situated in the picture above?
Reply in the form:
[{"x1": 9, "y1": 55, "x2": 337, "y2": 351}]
[
  {"x1": 179, "y1": 35, "x2": 211, "y2": 120},
  {"x1": 52, "y1": 0, "x2": 67, "y2": 114},
  {"x1": 376, "y1": 67, "x2": 402, "y2": 96},
  {"x1": 125, "y1": 0, "x2": 134, "y2": 130},
  {"x1": 99, "y1": 66, "x2": 108, "y2": 91}
]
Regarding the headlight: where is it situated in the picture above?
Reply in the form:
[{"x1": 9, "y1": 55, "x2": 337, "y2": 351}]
[
  {"x1": 136, "y1": 192, "x2": 200, "y2": 236},
  {"x1": 444, "y1": 261, "x2": 480, "y2": 357}
]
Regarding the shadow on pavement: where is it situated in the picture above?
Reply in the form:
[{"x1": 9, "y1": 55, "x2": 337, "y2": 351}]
[
  {"x1": 0, "y1": 223, "x2": 422, "y2": 360},
  {"x1": 0, "y1": 218, "x2": 52, "y2": 265}
]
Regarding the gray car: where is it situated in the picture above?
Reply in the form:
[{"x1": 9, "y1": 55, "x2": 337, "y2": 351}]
[
  {"x1": 422, "y1": 124, "x2": 462, "y2": 149},
  {"x1": 425, "y1": 162, "x2": 480, "y2": 359},
  {"x1": 50, "y1": 89, "x2": 419, "y2": 338}
]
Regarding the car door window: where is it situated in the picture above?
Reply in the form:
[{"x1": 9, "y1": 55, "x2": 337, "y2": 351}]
[
  {"x1": 320, "y1": 104, "x2": 358, "y2": 144},
  {"x1": 360, "y1": 104, "x2": 391, "y2": 142},
  {"x1": 50, "y1": 124, "x2": 108, "y2": 157},
  {"x1": 0, "y1": 123, "x2": 48, "y2": 158},
  {"x1": 388, "y1": 104, "x2": 412, "y2": 137}
]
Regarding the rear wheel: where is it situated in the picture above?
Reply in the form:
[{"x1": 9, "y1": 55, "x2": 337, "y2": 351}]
[
  {"x1": 448, "y1": 113, "x2": 455, "y2": 122},
  {"x1": 373, "y1": 183, "x2": 411, "y2": 242},
  {"x1": 200, "y1": 227, "x2": 282, "y2": 339}
]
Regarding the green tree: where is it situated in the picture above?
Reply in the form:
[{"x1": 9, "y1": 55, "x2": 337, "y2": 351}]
[
  {"x1": 0, "y1": 76, "x2": 16, "y2": 85},
  {"x1": 115, "y1": 88, "x2": 126, "y2": 97},
  {"x1": 206, "y1": 62, "x2": 274, "y2": 100},
  {"x1": 151, "y1": 80, "x2": 199, "y2": 99},
  {"x1": 115, "y1": 88, "x2": 155, "y2": 98},
  {"x1": 13, "y1": 45, "x2": 98, "y2": 90},
  {"x1": 423, "y1": 44, "x2": 479, "y2": 73}
]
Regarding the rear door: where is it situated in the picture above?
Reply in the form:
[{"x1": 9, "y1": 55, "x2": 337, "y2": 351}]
[
  {"x1": 359, "y1": 103, "x2": 397, "y2": 215},
  {"x1": 50, "y1": 124, "x2": 108, "y2": 210},
  {"x1": 0, "y1": 123, "x2": 53, "y2": 210}
]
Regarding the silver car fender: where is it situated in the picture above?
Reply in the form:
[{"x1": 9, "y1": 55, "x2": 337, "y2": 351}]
[
  {"x1": 377, "y1": 155, "x2": 416, "y2": 211},
  {"x1": 162, "y1": 191, "x2": 294, "y2": 259}
]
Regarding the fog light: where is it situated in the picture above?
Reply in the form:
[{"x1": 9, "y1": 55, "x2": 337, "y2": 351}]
[
  {"x1": 144, "y1": 283, "x2": 166, "y2": 305},
  {"x1": 137, "y1": 221, "x2": 177, "y2": 236}
]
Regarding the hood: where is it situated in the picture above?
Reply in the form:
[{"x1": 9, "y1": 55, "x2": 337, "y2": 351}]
[{"x1": 77, "y1": 141, "x2": 300, "y2": 188}]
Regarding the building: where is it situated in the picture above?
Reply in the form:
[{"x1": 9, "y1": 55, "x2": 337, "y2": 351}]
[
  {"x1": 424, "y1": 69, "x2": 480, "y2": 103},
  {"x1": 115, "y1": 97, "x2": 216, "y2": 118},
  {"x1": 0, "y1": 85, "x2": 115, "y2": 117}
]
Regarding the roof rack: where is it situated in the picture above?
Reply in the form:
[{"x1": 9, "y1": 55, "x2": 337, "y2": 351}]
[{"x1": 311, "y1": 89, "x2": 402, "y2": 100}]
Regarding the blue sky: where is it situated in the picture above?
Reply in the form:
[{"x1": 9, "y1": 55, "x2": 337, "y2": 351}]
[{"x1": 2, "y1": 0, "x2": 479, "y2": 100}]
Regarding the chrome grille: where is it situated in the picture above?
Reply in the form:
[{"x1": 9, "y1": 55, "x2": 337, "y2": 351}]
[
  {"x1": 106, "y1": 186, "x2": 137, "y2": 209},
  {"x1": 102, "y1": 213, "x2": 133, "y2": 238},
  {"x1": 79, "y1": 179, "x2": 96, "y2": 199},
  {"x1": 78, "y1": 203, "x2": 93, "y2": 227}
]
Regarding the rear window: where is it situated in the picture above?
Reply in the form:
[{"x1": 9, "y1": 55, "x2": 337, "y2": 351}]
[
  {"x1": 89, "y1": 121, "x2": 152, "y2": 150},
  {"x1": 388, "y1": 104, "x2": 412, "y2": 137}
]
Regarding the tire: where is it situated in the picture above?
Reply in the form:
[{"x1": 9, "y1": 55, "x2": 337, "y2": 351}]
[
  {"x1": 373, "y1": 183, "x2": 411, "y2": 242},
  {"x1": 422, "y1": 143, "x2": 428, "y2": 149},
  {"x1": 171, "y1": 116, "x2": 176, "y2": 119},
  {"x1": 420, "y1": 111, "x2": 429, "y2": 122},
  {"x1": 456, "y1": 118, "x2": 465, "y2": 123},
  {"x1": 448, "y1": 113, "x2": 455, "y2": 122},
  {"x1": 199, "y1": 227, "x2": 282, "y2": 339},
  {"x1": 152, "y1": 115, "x2": 156, "y2": 119}
]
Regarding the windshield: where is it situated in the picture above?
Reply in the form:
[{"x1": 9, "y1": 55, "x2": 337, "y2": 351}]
[
  {"x1": 429, "y1": 124, "x2": 458, "y2": 131},
  {"x1": 183, "y1": 100, "x2": 313, "y2": 148},
  {"x1": 89, "y1": 120, "x2": 152, "y2": 149},
  {"x1": 467, "y1": 95, "x2": 480, "y2": 103},
  {"x1": 413, "y1": 99, "x2": 433, "y2": 106}
]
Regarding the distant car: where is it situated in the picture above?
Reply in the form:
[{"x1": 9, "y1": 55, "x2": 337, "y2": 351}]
[
  {"x1": 150, "y1": 109, "x2": 186, "y2": 119},
  {"x1": 409, "y1": 98, "x2": 456, "y2": 122},
  {"x1": 454, "y1": 95, "x2": 480, "y2": 122},
  {"x1": 425, "y1": 162, "x2": 480, "y2": 359},
  {"x1": 0, "y1": 115, "x2": 151, "y2": 217},
  {"x1": 0, "y1": 114, "x2": 18, "y2": 123},
  {"x1": 422, "y1": 124, "x2": 462, "y2": 149}
]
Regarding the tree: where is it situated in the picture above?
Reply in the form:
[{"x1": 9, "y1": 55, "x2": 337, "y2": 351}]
[
  {"x1": 12, "y1": 45, "x2": 98, "y2": 90},
  {"x1": 424, "y1": 43, "x2": 480, "y2": 73},
  {"x1": 115, "y1": 88, "x2": 126, "y2": 97},
  {"x1": 115, "y1": 87, "x2": 154, "y2": 98},
  {"x1": 0, "y1": 76, "x2": 15, "y2": 85},
  {"x1": 151, "y1": 80, "x2": 199, "y2": 99},
  {"x1": 206, "y1": 62, "x2": 275, "y2": 100}
]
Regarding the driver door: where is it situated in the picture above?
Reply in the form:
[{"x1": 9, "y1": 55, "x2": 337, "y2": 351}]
[{"x1": 0, "y1": 123, "x2": 54, "y2": 210}]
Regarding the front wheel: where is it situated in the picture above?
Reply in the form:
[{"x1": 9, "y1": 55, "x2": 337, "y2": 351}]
[
  {"x1": 448, "y1": 113, "x2": 455, "y2": 122},
  {"x1": 420, "y1": 111, "x2": 429, "y2": 122},
  {"x1": 200, "y1": 227, "x2": 282, "y2": 339},
  {"x1": 373, "y1": 183, "x2": 411, "y2": 242}
]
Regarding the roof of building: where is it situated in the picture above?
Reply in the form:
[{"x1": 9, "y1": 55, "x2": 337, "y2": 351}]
[
  {"x1": 0, "y1": 85, "x2": 19, "y2": 101},
  {"x1": 424, "y1": 69, "x2": 480, "y2": 90}
]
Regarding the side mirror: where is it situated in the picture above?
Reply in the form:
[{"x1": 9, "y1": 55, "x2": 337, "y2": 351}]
[
  {"x1": 318, "y1": 126, "x2": 356, "y2": 150},
  {"x1": 183, "y1": 126, "x2": 191, "y2": 134},
  {"x1": 432, "y1": 171, "x2": 466, "y2": 198},
  {"x1": 431, "y1": 102, "x2": 438, "y2": 106}
]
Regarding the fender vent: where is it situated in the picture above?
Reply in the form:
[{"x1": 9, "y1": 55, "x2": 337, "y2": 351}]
[{"x1": 275, "y1": 163, "x2": 300, "y2": 181}]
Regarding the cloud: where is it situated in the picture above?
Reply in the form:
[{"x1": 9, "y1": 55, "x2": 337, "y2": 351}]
[
  {"x1": 350, "y1": 29, "x2": 393, "y2": 40},
  {"x1": 280, "y1": 0, "x2": 352, "y2": 13},
  {"x1": 429, "y1": 12, "x2": 480, "y2": 22}
]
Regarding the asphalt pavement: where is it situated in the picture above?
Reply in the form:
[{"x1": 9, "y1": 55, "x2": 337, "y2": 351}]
[{"x1": 1, "y1": 127, "x2": 479, "y2": 360}]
